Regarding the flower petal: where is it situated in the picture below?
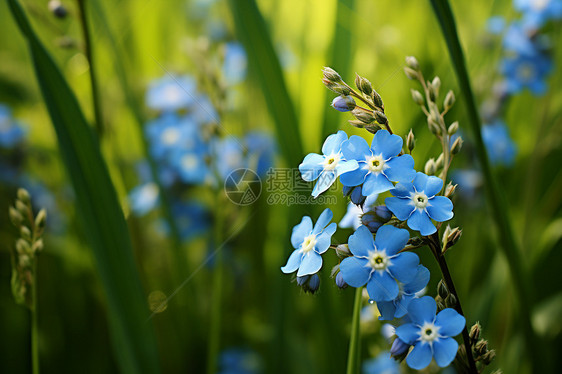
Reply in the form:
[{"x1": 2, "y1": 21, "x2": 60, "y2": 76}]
[
  {"x1": 362, "y1": 172, "x2": 394, "y2": 195},
  {"x1": 340, "y1": 257, "x2": 371, "y2": 287},
  {"x1": 313, "y1": 208, "x2": 333, "y2": 234},
  {"x1": 296, "y1": 251, "x2": 323, "y2": 276},
  {"x1": 427, "y1": 196, "x2": 454, "y2": 222},
  {"x1": 413, "y1": 172, "x2": 443, "y2": 197},
  {"x1": 403, "y1": 265, "x2": 431, "y2": 294},
  {"x1": 406, "y1": 342, "x2": 433, "y2": 370},
  {"x1": 339, "y1": 167, "x2": 368, "y2": 187},
  {"x1": 433, "y1": 337, "x2": 459, "y2": 367},
  {"x1": 291, "y1": 216, "x2": 313, "y2": 249},
  {"x1": 396, "y1": 323, "x2": 420, "y2": 345},
  {"x1": 367, "y1": 271, "x2": 399, "y2": 301},
  {"x1": 322, "y1": 130, "x2": 348, "y2": 155},
  {"x1": 390, "y1": 182, "x2": 415, "y2": 197},
  {"x1": 336, "y1": 159, "x2": 359, "y2": 177},
  {"x1": 315, "y1": 223, "x2": 336, "y2": 254},
  {"x1": 407, "y1": 209, "x2": 436, "y2": 236},
  {"x1": 374, "y1": 225, "x2": 410, "y2": 255},
  {"x1": 372, "y1": 130, "x2": 403, "y2": 159},
  {"x1": 384, "y1": 197, "x2": 412, "y2": 222},
  {"x1": 435, "y1": 308, "x2": 466, "y2": 337},
  {"x1": 385, "y1": 154, "x2": 416, "y2": 183},
  {"x1": 299, "y1": 153, "x2": 324, "y2": 181},
  {"x1": 407, "y1": 296, "x2": 437, "y2": 325},
  {"x1": 281, "y1": 249, "x2": 303, "y2": 273},
  {"x1": 312, "y1": 170, "x2": 337, "y2": 198},
  {"x1": 394, "y1": 294, "x2": 415, "y2": 318},
  {"x1": 376, "y1": 301, "x2": 397, "y2": 321},
  {"x1": 348, "y1": 225, "x2": 375, "y2": 257},
  {"x1": 341, "y1": 135, "x2": 371, "y2": 161},
  {"x1": 389, "y1": 252, "x2": 420, "y2": 284}
]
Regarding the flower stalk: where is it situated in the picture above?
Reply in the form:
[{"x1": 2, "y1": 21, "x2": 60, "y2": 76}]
[{"x1": 346, "y1": 287, "x2": 363, "y2": 374}]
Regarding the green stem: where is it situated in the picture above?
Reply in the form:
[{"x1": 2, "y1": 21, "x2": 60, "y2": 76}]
[
  {"x1": 76, "y1": 0, "x2": 104, "y2": 137},
  {"x1": 206, "y1": 200, "x2": 224, "y2": 374},
  {"x1": 428, "y1": 0, "x2": 542, "y2": 370},
  {"x1": 31, "y1": 260, "x2": 39, "y2": 374},
  {"x1": 346, "y1": 287, "x2": 362, "y2": 374}
]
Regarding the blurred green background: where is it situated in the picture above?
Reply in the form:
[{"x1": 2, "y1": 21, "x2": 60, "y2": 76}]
[{"x1": 1, "y1": 0, "x2": 561, "y2": 373}]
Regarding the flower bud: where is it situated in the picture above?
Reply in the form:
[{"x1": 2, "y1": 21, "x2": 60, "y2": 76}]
[
  {"x1": 431, "y1": 77, "x2": 441, "y2": 95},
  {"x1": 410, "y1": 89, "x2": 424, "y2": 106},
  {"x1": 482, "y1": 350, "x2": 496, "y2": 365},
  {"x1": 303, "y1": 273, "x2": 320, "y2": 294},
  {"x1": 352, "y1": 108, "x2": 375, "y2": 124},
  {"x1": 336, "y1": 244, "x2": 351, "y2": 258},
  {"x1": 437, "y1": 279, "x2": 449, "y2": 299},
  {"x1": 427, "y1": 116, "x2": 441, "y2": 136},
  {"x1": 374, "y1": 206, "x2": 392, "y2": 222},
  {"x1": 20, "y1": 226, "x2": 32, "y2": 241},
  {"x1": 445, "y1": 182, "x2": 457, "y2": 197},
  {"x1": 32, "y1": 239, "x2": 44, "y2": 253},
  {"x1": 390, "y1": 337, "x2": 410, "y2": 359},
  {"x1": 48, "y1": 0, "x2": 68, "y2": 19},
  {"x1": 361, "y1": 213, "x2": 383, "y2": 233},
  {"x1": 331, "y1": 95, "x2": 356, "y2": 112},
  {"x1": 469, "y1": 322, "x2": 481, "y2": 344},
  {"x1": 448, "y1": 121, "x2": 459, "y2": 135},
  {"x1": 372, "y1": 91, "x2": 384, "y2": 109},
  {"x1": 16, "y1": 238, "x2": 31, "y2": 255},
  {"x1": 17, "y1": 188, "x2": 30, "y2": 204},
  {"x1": 350, "y1": 186, "x2": 366, "y2": 205},
  {"x1": 335, "y1": 272, "x2": 348, "y2": 289},
  {"x1": 451, "y1": 136, "x2": 463, "y2": 154},
  {"x1": 444, "y1": 227, "x2": 462, "y2": 252},
  {"x1": 435, "y1": 153, "x2": 444, "y2": 170},
  {"x1": 355, "y1": 74, "x2": 373, "y2": 95},
  {"x1": 322, "y1": 67, "x2": 343, "y2": 83},
  {"x1": 404, "y1": 67, "x2": 418, "y2": 80},
  {"x1": 424, "y1": 158, "x2": 436, "y2": 175},
  {"x1": 405, "y1": 56, "x2": 420, "y2": 71},
  {"x1": 296, "y1": 275, "x2": 309, "y2": 287},
  {"x1": 35, "y1": 209, "x2": 47, "y2": 231},
  {"x1": 9, "y1": 206, "x2": 23, "y2": 226},
  {"x1": 348, "y1": 119, "x2": 366, "y2": 129},
  {"x1": 444, "y1": 90, "x2": 455, "y2": 110},
  {"x1": 474, "y1": 339, "x2": 488, "y2": 357},
  {"x1": 445, "y1": 294, "x2": 457, "y2": 308},
  {"x1": 406, "y1": 129, "x2": 415, "y2": 152},
  {"x1": 373, "y1": 110, "x2": 387, "y2": 125},
  {"x1": 16, "y1": 200, "x2": 28, "y2": 215}
]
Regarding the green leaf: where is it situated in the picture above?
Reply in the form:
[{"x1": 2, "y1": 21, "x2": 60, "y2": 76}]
[
  {"x1": 228, "y1": 0, "x2": 303, "y2": 167},
  {"x1": 6, "y1": 1, "x2": 160, "y2": 373}
]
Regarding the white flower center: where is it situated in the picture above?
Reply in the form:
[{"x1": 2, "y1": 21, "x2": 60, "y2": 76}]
[
  {"x1": 419, "y1": 322, "x2": 440, "y2": 343},
  {"x1": 163, "y1": 85, "x2": 182, "y2": 102},
  {"x1": 161, "y1": 128, "x2": 180, "y2": 145},
  {"x1": 181, "y1": 154, "x2": 199, "y2": 170},
  {"x1": 301, "y1": 234, "x2": 317, "y2": 253},
  {"x1": 368, "y1": 249, "x2": 389, "y2": 270},
  {"x1": 517, "y1": 64, "x2": 535, "y2": 81},
  {"x1": 532, "y1": 0, "x2": 549, "y2": 11},
  {"x1": 412, "y1": 192, "x2": 429, "y2": 209},
  {"x1": 323, "y1": 153, "x2": 341, "y2": 171},
  {"x1": 141, "y1": 183, "x2": 159, "y2": 201},
  {"x1": 366, "y1": 154, "x2": 386, "y2": 173}
]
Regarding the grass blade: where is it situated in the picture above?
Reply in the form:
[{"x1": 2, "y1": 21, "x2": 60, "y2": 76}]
[{"x1": 7, "y1": 1, "x2": 160, "y2": 372}]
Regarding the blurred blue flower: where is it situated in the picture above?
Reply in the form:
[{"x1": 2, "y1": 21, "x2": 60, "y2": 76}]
[
  {"x1": 340, "y1": 225, "x2": 419, "y2": 302},
  {"x1": 377, "y1": 265, "x2": 430, "y2": 320},
  {"x1": 299, "y1": 131, "x2": 359, "y2": 198},
  {"x1": 396, "y1": 296, "x2": 465, "y2": 370},
  {"x1": 223, "y1": 42, "x2": 247, "y2": 85},
  {"x1": 514, "y1": 0, "x2": 562, "y2": 29},
  {"x1": 340, "y1": 130, "x2": 415, "y2": 196},
  {"x1": 145, "y1": 113, "x2": 199, "y2": 160},
  {"x1": 214, "y1": 136, "x2": 247, "y2": 182},
  {"x1": 146, "y1": 75, "x2": 196, "y2": 112},
  {"x1": 502, "y1": 22, "x2": 539, "y2": 56},
  {"x1": 501, "y1": 52, "x2": 552, "y2": 95},
  {"x1": 218, "y1": 347, "x2": 262, "y2": 374},
  {"x1": 171, "y1": 142, "x2": 212, "y2": 185},
  {"x1": 386, "y1": 172, "x2": 453, "y2": 236},
  {"x1": 482, "y1": 120, "x2": 517, "y2": 166},
  {"x1": 128, "y1": 182, "x2": 159, "y2": 216},
  {"x1": 172, "y1": 201, "x2": 211, "y2": 240},
  {"x1": 0, "y1": 104, "x2": 25, "y2": 148},
  {"x1": 451, "y1": 169, "x2": 483, "y2": 199},
  {"x1": 339, "y1": 193, "x2": 379, "y2": 230},
  {"x1": 244, "y1": 132, "x2": 276, "y2": 176},
  {"x1": 487, "y1": 16, "x2": 505, "y2": 34},
  {"x1": 191, "y1": 94, "x2": 220, "y2": 125},
  {"x1": 281, "y1": 208, "x2": 337, "y2": 277},
  {"x1": 362, "y1": 351, "x2": 400, "y2": 374}
]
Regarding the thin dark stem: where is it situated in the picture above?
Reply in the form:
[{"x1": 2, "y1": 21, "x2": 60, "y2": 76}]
[
  {"x1": 429, "y1": 233, "x2": 478, "y2": 374},
  {"x1": 31, "y1": 260, "x2": 39, "y2": 374}
]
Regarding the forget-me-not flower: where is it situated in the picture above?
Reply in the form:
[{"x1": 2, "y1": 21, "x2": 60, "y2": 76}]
[
  {"x1": 299, "y1": 131, "x2": 358, "y2": 198},
  {"x1": 145, "y1": 114, "x2": 198, "y2": 160},
  {"x1": 339, "y1": 225, "x2": 419, "y2": 302},
  {"x1": 340, "y1": 130, "x2": 415, "y2": 196},
  {"x1": 0, "y1": 104, "x2": 25, "y2": 148},
  {"x1": 396, "y1": 296, "x2": 465, "y2": 370},
  {"x1": 362, "y1": 351, "x2": 400, "y2": 374},
  {"x1": 281, "y1": 208, "x2": 337, "y2": 277},
  {"x1": 146, "y1": 75, "x2": 197, "y2": 112},
  {"x1": 129, "y1": 182, "x2": 160, "y2": 216},
  {"x1": 223, "y1": 42, "x2": 248, "y2": 86},
  {"x1": 514, "y1": 0, "x2": 562, "y2": 30},
  {"x1": 482, "y1": 120, "x2": 517, "y2": 166},
  {"x1": 501, "y1": 52, "x2": 552, "y2": 95},
  {"x1": 385, "y1": 172, "x2": 453, "y2": 236}
]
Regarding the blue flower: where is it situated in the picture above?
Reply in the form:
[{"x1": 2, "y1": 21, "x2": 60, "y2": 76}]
[
  {"x1": 451, "y1": 169, "x2": 483, "y2": 199},
  {"x1": 223, "y1": 42, "x2": 247, "y2": 85},
  {"x1": 385, "y1": 172, "x2": 454, "y2": 236},
  {"x1": 502, "y1": 22, "x2": 540, "y2": 57},
  {"x1": 482, "y1": 121, "x2": 517, "y2": 166},
  {"x1": 501, "y1": 52, "x2": 552, "y2": 95},
  {"x1": 191, "y1": 94, "x2": 220, "y2": 125},
  {"x1": 171, "y1": 144, "x2": 212, "y2": 185},
  {"x1": 146, "y1": 75, "x2": 197, "y2": 112},
  {"x1": 339, "y1": 193, "x2": 379, "y2": 230},
  {"x1": 244, "y1": 132, "x2": 276, "y2": 176},
  {"x1": 339, "y1": 225, "x2": 419, "y2": 302},
  {"x1": 331, "y1": 95, "x2": 356, "y2": 112},
  {"x1": 145, "y1": 114, "x2": 198, "y2": 160},
  {"x1": 362, "y1": 351, "x2": 400, "y2": 374},
  {"x1": 281, "y1": 208, "x2": 337, "y2": 276},
  {"x1": 396, "y1": 296, "x2": 465, "y2": 370},
  {"x1": 299, "y1": 131, "x2": 359, "y2": 198},
  {"x1": 377, "y1": 265, "x2": 430, "y2": 320},
  {"x1": 340, "y1": 130, "x2": 415, "y2": 196},
  {"x1": 0, "y1": 104, "x2": 25, "y2": 148},
  {"x1": 129, "y1": 182, "x2": 159, "y2": 216},
  {"x1": 213, "y1": 136, "x2": 247, "y2": 182},
  {"x1": 486, "y1": 16, "x2": 505, "y2": 34},
  {"x1": 514, "y1": 0, "x2": 562, "y2": 29},
  {"x1": 171, "y1": 201, "x2": 211, "y2": 240},
  {"x1": 218, "y1": 347, "x2": 262, "y2": 374}
]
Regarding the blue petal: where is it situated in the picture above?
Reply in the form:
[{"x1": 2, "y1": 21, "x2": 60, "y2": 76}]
[
  {"x1": 313, "y1": 208, "x2": 333, "y2": 234},
  {"x1": 389, "y1": 252, "x2": 420, "y2": 283},
  {"x1": 406, "y1": 342, "x2": 433, "y2": 370},
  {"x1": 341, "y1": 135, "x2": 371, "y2": 160},
  {"x1": 407, "y1": 296, "x2": 436, "y2": 325},
  {"x1": 394, "y1": 294, "x2": 414, "y2": 318},
  {"x1": 336, "y1": 159, "x2": 359, "y2": 177},
  {"x1": 312, "y1": 170, "x2": 337, "y2": 198},
  {"x1": 403, "y1": 265, "x2": 431, "y2": 294},
  {"x1": 340, "y1": 257, "x2": 371, "y2": 287},
  {"x1": 299, "y1": 153, "x2": 324, "y2": 181},
  {"x1": 413, "y1": 172, "x2": 443, "y2": 197},
  {"x1": 281, "y1": 249, "x2": 303, "y2": 273},
  {"x1": 362, "y1": 172, "x2": 394, "y2": 195},
  {"x1": 348, "y1": 225, "x2": 375, "y2": 257},
  {"x1": 315, "y1": 223, "x2": 336, "y2": 254},
  {"x1": 291, "y1": 216, "x2": 313, "y2": 249},
  {"x1": 435, "y1": 308, "x2": 465, "y2": 337},
  {"x1": 427, "y1": 196, "x2": 454, "y2": 222},
  {"x1": 297, "y1": 251, "x2": 323, "y2": 276},
  {"x1": 339, "y1": 167, "x2": 368, "y2": 187},
  {"x1": 374, "y1": 225, "x2": 410, "y2": 255},
  {"x1": 377, "y1": 301, "x2": 397, "y2": 321},
  {"x1": 390, "y1": 182, "x2": 415, "y2": 197},
  {"x1": 407, "y1": 210, "x2": 436, "y2": 236},
  {"x1": 367, "y1": 271, "x2": 399, "y2": 301},
  {"x1": 322, "y1": 130, "x2": 348, "y2": 155},
  {"x1": 372, "y1": 130, "x2": 403, "y2": 159},
  {"x1": 385, "y1": 197, "x2": 414, "y2": 221},
  {"x1": 395, "y1": 323, "x2": 420, "y2": 345},
  {"x1": 385, "y1": 154, "x2": 416, "y2": 183},
  {"x1": 433, "y1": 337, "x2": 459, "y2": 367}
]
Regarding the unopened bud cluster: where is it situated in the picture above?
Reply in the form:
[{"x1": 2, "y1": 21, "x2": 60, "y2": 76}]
[{"x1": 9, "y1": 188, "x2": 47, "y2": 309}]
